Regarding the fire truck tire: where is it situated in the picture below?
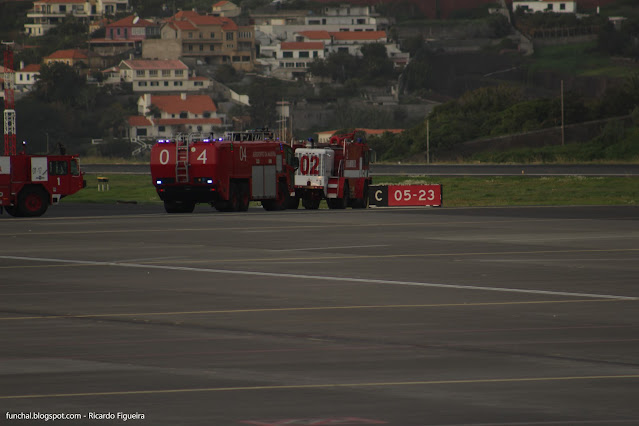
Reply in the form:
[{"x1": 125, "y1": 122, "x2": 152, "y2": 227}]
[
  {"x1": 238, "y1": 183, "x2": 250, "y2": 212},
  {"x1": 302, "y1": 198, "x2": 320, "y2": 210},
  {"x1": 164, "y1": 200, "x2": 195, "y2": 213},
  {"x1": 327, "y1": 182, "x2": 349, "y2": 210},
  {"x1": 4, "y1": 205, "x2": 20, "y2": 217},
  {"x1": 287, "y1": 196, "x2": 300, "y2": 210},
  {"x1": 351, "y1": 183, "x2": 369, "y2": 209},
  {"x1": 17, "y1": 187, "x2": 48, "y2": 217}
]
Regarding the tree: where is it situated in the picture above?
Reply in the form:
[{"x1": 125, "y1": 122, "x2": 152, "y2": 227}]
[
  {"x1": 360, "y1": 43, "x2": 395, "y2": 83},
  {"x1": 34, "y1": 62, "x2": 86, "y2": 106}
]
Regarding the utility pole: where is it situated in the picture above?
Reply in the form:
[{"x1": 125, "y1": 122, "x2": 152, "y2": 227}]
[
  {"x1": 561, "y1": 80, "x2": 565, "y2": 146},
  {"x1": 426, "y1": 119, "x2": 430, "y2": 164}
]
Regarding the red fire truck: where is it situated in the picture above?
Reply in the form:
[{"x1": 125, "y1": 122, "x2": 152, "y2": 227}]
[
  {"x1": 150, "y1": 130, "x2": 298, "y2": 213},
  {"x1": 294, "y1": 130, "x2": 373, "y2": 209},
  {"x1": 0, "y1": 153, "x2": 86, "y2": 217}
]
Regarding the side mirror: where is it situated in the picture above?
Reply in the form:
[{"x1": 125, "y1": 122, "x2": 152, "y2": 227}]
[
  {"x1": 370, "y1": 150, "x2": 377, "y2": 164},
  {"x1": 292, "y1": 157, "x2": 300, "y2": 169}
]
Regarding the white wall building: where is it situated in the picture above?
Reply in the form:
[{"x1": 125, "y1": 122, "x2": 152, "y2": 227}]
[
  {"x1": 118, "y1": 59, "x2": 211, "y2": 93},
  {"x1": 25, "y1": 0, "x2": 129, "y2": 36},
  {"x1": 512, "y1": 0, "x2": 577, "y2": 13}
]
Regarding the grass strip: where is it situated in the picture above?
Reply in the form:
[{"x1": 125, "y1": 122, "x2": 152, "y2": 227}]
[{"x1": 62, "y1": 174, "x2": 638, "y2": 208}]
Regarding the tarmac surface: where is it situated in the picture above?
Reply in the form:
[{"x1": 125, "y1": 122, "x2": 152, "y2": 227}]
[{"x1": 1, "y1": 204, "x2": 638, "y2": 425}]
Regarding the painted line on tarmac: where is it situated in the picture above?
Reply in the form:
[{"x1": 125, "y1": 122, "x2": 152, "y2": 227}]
[
  {"x1": 1, "y1": 255, "x2": 637, "y2": 301},
  {"x1": 1, "y1": 374, "x2": 639, "y2": 400},
  {"x1": 0, "y1": 299, "x2": 626, "y2": 321}
]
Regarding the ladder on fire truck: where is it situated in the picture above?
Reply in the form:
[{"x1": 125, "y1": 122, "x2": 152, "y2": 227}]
[{"x1": 175, "y1": 134, "x2": 189, "y2": 183}]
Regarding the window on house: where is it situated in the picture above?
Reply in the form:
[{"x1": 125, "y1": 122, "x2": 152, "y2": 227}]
[
  {"x1": 180, "y1": 112, "x2": 187, "y2": 118},
  {"x1": 149, "y1": 70, "x2": 158, "y2": 77},
  {"x1": 210, "y1": 45, "x2": 215, "y2": 51},
  {"x1": 150, "y1": 81, "x2": 159, "y2": 86},
  {"x1": 197, "y1": 126, "x2": 203, "y2": 131},
  {"x1": 162, "y1": 70, "x2": 170, "y2": 77},
  {"x1": 560, "y1": 3, "x2": 566, "y2": 10},
  {"x1": 59, "y1": 5, "x2": 66, "y2": 12},
  {"x1": 226, "y1": 32, "x2": 234, "y2": 40},
  {"x1": 313, "y1": 51, "x2": 318, "y2": 58},
  {"x1": 194, "y1": 81, "x2": 203, "y2": 86},
  {"x1": 242, "y1": 56, "x2": 250, "y2": 62},
  {"x1": 547, "y1": 4, "x2": 553, "y2": 10},
  {"x1": 203, "y1": 112, "x2": 211, "y2": 118},
  {"x1": 136, "y1": 128, "x2": 147, "y2": 136},
  {"x1": 136, "y1": 70, "x2": 145, "y2": 77},
  {"x1": 164, "y1": 81, "x2": 169, "y2": 86},
  {"x1": 296, "y1": 62, "x2": 304, "y2": 68},
  {"x1": 299, "y1": 51, "x2": 309, "y2": 58},
  {"x1": 210, "y1": 32, "x2": 215, "y2": 38},
  {"x1": 338, "y1": 47, "x2": 348, "y2": 53},
  {"x1": 174, "y1": 81, "x2": 183, "y2": 86},
  {"x1": 283, "y1": 51, "x2": 293, "y2": 58},
  {"x1": 175, "y1": 70, "x2": 183, "y2": 77},
  {"x1": 189, "y1": 32, "x2": 193, "y2": 38},
  {"x1": 159, "y1": 126, "x2": 165, "y2": 132},
  {"x1": 138, "y1": 81, "x2": 147, "y2": 86},
  {"x1": 188, "y1": 45, "x2": 193, "y2": 51}
]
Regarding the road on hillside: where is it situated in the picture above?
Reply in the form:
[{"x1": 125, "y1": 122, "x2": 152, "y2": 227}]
[{"x1": 82, "y1": 163, "x2": 639, "y2": 176}]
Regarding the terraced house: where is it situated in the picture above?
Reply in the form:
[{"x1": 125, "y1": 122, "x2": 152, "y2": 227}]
[{"x1": 144, "y1": 10, "x2": 255, "y2": 71}]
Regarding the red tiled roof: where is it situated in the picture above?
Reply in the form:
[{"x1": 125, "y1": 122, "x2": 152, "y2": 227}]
[
  {"x1": 297, "y1": 31, "x2": 331, "y2": 40},
  {"x1": 121, "y1": 59, "x2": 188, "y2": 70},
  {"x1": 330, "y1": 31, "x2": 387, "y2": 41},
  {"x1": 189, "y1": 76, "x2": 209, "y2": 81},
  {"x1": 107, "y1": 15, "x2": 154, "y2": 28},
  {"x1": 213, "y1": 0, "x2": 229, "y2": 6},
  {"x1": 46, "y1": 49, "x2": 88, "y2": 60},
  {"x1": 157, "y1": 118, "x2": 223, "y2": 125},
  {"x1": 170, "y1": 10, "x2": 238, "y2": 31},
  {"x1": 281, "y1": 42, "x2": 324, "y2": 50},
  {"x1": 128, "y1": 116, "x2": 153, "y2": 126},
  {"x1": 34, "y1": 0, "x2": 85, "y2": 4},
  {"x1": 19, "y1": 64, "x2": 41, "y2": 72},
  {"x1": 151, "y1": 94, "x2": 217, "y2": 114}
]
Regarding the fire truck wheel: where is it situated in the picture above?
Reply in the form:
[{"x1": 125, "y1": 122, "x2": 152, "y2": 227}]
[
  {"x1": 302, "y1": 198, "x2": 320, "y2": 210},
  {"x1": 352, "y1": 183, "x2": 369, "y2": 209},
  {"x1": 18, "y1": 187, "x2": 48, "y2": 217},
  {"x1": 4, "y1": 205, "x2": 21, "y2": 217},
  {"x1": 287, "y1": 196, "x2": 300, "y2": 210},
  {"x1": 238, "y1": 183, "x2": 250, "y2": 212},
  {"x1": 328, "y1": 182, "x2": 349, "y2": 210}
]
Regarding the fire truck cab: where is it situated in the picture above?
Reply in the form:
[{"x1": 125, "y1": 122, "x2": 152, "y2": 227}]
[
  {"x1": 0, "y1": 154, "x2": 86, "y2": 217},
  {"x1": 150, "y1": 131, "x2": 298, "y2": 213},
  {"x1": 294, "y1": 130, "x2": 373, "y2": 209}
]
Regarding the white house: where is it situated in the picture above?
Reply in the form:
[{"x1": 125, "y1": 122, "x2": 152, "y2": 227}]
[
  {"x1": 513, "y1": 0, "x2": 577, "y2": 13},
  {"x1": 118, "y1": 59, "x2": 211, "y2": 93},
  {"x1": 260, "y1": 41, "x2": 325, "y2": 79},
  {"x1": 129, "y1": 93, "x2": 223, "y2": 138},
  {"x1": 15, "y1": 63, "x2": 41, "y2": 93}
]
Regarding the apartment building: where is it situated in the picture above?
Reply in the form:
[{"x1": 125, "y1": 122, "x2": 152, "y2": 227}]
[
  {"x1": 144, "y1": 11, "x2": 255, "y2": 71},
  {"x1": 25, "y1": 0, "x2": 129, "y2": 36}
]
